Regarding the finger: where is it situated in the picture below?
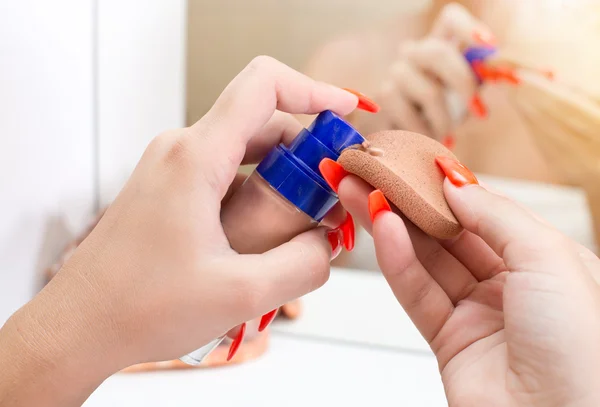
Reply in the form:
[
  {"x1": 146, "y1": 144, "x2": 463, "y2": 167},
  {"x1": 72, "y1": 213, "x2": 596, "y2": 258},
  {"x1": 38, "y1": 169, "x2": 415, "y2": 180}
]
[
  {"x1": 400, "y1": 38, "x2": 477, "y2": 104},
  {"x1": 223, "y1": 227, "x2": 334, "y2": 323},
  {"x1": 430, "y1": 3, "x2": 495, "y2": 47},
  {"x1": 443, "y1": 178, "x2": 573, "y2": 272},
  {"x1": 338, "y1": 175, "x2": 375, "y2": 233},
  {"x1": 242, "y1": 110, "x2": 303, "y2": 165},
  {"x1": 320, "y1": 202, "x2": 347, "y2": 229},
  {"x1": 389, "y1": 60, "x2": 452, "y2": 139},
  {"x1": 339, "y1": 179, "x2": 478, "y2": 303},
  {"x1": 380, "y1": 79, "x2": 431, "y2": 135},
  {"x1": 373, "y1": 210, "x2": 453, "y2": 342},
  {"x1": 190, "y1": 56, "x2": 357, "y2": 193},
  {"x1": 439, "y1": 230, "x2": 507, "y2": 282}
]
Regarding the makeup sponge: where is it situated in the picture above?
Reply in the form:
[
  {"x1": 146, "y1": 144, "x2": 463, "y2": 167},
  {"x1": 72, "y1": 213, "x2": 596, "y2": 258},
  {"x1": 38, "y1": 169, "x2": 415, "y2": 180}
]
[{"x1": 338, "y1": 130, "x2": 462, "y2": 239}]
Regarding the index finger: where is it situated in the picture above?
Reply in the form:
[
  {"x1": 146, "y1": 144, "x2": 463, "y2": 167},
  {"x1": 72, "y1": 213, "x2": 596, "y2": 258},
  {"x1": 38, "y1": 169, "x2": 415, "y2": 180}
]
[
  {"x1": 430, "y1": 3, "x2": 495, "y2": 48},
  {"x1": 191, "y1": 56, "x2": 358, "y2": 175}
]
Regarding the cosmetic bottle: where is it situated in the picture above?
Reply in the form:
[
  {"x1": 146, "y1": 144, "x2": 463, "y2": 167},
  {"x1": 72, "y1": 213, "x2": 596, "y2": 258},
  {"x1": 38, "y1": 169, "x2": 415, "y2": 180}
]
[{"x1": 179, "y1": 110, "x2": 365, "y2": 365}]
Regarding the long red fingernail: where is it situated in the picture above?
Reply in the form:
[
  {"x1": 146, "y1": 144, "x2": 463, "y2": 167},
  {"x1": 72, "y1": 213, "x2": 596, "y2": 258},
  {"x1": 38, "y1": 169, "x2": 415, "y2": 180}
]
[
  {"x1": 368, "y1": 190, "x2": 391, "y2": 223},
  {"x1": 319, "y1": 158, "x2": 348, "y2": 193},
  {"x1": 258, "y1": 309, "x2": 278, "y2": 332},
  {"x1": 496, "y1": 67, "x2": 521, "y2": 85},
  {"x1": 435, "y1": 156, "x2": 478, "y2": 187},
  {"x1": 472, "y1": 30, "x2": 496, "y2": 47},
  {"x1": 442, "y1": 134, "x2": 456, "y2": 150},
  {"x1": 342, "y1": 88, "x2": 380, "y2": 113},
  {"x1": 339, "y1": 212, "x2": 355, "y2": 251},
  {"x1": 327, "y1": 228, "x2": 343, "y2": 260},
  {"x1": 469, "y1": 94, "x2": 487, "y2": 118},
  {"x1": 227, "y1": 322, "x2": 246, "y2": 361}
]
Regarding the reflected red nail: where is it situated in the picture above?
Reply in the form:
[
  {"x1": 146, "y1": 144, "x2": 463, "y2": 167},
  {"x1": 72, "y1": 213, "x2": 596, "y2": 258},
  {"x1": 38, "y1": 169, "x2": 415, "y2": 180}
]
[
  {"x1": 227, "y1": 322, "x2": 246, "y2": 361},
  {"x1": 342, "y1": 88, "x2": 380, "y2": 113},
  {"x1": 368, "y1": 190, "x2": 391, "y2": 223},
  {"x1": 442, "y1": 134, "x2": 456, "y2": 150},
  {"x1": 339, "y1": 212, "x2": 355, "y2": 251},
  {"x1": 327, "y1": 228, "x2": 343, "y2": 260},
  {"x1": 258, "y1": 309, "x2": 278, "y2": 332},
  {"x1": 319, "y1": 158, "x2": 348, "y2": 193},
  {"x1": 470, "y1": 94, "x2": 487, "y2": 118},
  {"x1": 472, "y1": 30, "x2": 496, "y2": 47}
]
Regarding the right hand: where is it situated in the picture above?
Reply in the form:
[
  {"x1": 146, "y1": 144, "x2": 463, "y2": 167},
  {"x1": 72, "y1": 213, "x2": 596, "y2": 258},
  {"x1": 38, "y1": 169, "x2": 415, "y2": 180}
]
[
  {"x1": 337, "y1": 157, "x2": 600, "y2": 407},
  {"x1": 375, "y1": 3, "x2": 495, "y2": 145}
]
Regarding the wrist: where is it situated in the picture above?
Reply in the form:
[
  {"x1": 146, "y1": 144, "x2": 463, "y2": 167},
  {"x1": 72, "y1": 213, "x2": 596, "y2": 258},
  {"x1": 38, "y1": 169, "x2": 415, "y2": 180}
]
[{"x1": 0, "y1": 263, "x2": 126, "y2": 406}]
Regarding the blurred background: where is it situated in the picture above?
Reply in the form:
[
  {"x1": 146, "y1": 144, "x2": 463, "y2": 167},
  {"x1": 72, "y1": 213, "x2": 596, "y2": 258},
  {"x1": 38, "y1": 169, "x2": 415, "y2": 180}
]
[{"x1": 1, "y1": 1, "x2": 598, "y2": 405}]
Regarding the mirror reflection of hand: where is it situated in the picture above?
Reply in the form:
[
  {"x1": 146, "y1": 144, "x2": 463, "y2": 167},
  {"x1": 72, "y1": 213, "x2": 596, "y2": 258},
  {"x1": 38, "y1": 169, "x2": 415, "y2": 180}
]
[
  {"x1": 338, "y1": 157, "x2": 600, "y2": 407},
  {"x1": 376, "y1": 3, "x2": 494, "y2": 145}
]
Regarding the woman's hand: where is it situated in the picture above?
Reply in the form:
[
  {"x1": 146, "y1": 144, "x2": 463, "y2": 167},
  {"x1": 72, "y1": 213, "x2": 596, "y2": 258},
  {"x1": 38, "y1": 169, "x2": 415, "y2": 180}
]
[
  {"x1": 0, "y1": 56, "x2": 359, "y2": 407},
  {"x1": 337, "y1": 158, "x2": 600, "y2": 407},
  {"x1": 369, "y1": 3, "x2": 494, "y2": 145}
]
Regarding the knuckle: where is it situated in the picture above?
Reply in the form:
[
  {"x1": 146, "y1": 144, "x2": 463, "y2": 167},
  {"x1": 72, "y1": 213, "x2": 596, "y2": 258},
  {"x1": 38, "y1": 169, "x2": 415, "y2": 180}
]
[
  {"x1": 247, "y1": 55, "x2": 278, "y2": 75},
  {"x1": 441, "y1": 2, "x2": 468, "y2": 20}
]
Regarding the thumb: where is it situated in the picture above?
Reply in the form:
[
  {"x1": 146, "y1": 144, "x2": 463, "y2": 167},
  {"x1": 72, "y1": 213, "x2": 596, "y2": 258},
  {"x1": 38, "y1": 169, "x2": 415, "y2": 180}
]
[
  {"x1": 225, "y1": 227, "x2": 338, "y2": 322},
  {"x1": 438, "y1": 156, "x2": 567, "y2": 272}
]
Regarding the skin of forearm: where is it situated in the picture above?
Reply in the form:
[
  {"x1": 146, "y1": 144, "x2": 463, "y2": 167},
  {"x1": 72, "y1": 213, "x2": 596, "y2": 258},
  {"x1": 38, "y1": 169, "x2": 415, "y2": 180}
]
[{"x1": 0, "y1": 262, "x2": 123, "y2": 407}]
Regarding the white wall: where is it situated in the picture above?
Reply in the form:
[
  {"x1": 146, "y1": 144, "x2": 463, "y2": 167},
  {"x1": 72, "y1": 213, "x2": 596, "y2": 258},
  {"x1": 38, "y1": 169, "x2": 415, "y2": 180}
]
[
  {"x1": 0, "y1": 1, "x2": 186, "y2": 324},
  {"x1": 97, "y1": 0, "x2": 187, "y2": 204}
]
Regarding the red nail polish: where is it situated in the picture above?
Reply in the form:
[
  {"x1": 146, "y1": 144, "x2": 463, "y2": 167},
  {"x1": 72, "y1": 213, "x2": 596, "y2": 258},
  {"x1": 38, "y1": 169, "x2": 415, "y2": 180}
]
[
  {"x1": 496, "y1": 67, "x2": 521, "y2": 85},
  {"x1": 258, "y1": 309, "x2": 278, "y2": 332},
  {"x1": 472, "y1": 30, "x2": 496, "y2": 47},
  {"x1": 342, "y1": 88, "x2": 380, "y2": 113},
  {"x1": 435, "y1": 156, "x2": 478, "y2": 187},
  {"x1": 442, "y1": 134, "x2": 456, "y2": 150},
  {"x1": 469, "y1": 94, "x2": 487, "y2": 118},
  {"x1": 327, "y1": 228, "x2": 343, "y2": 260},
  {"x1": 339, "y1": 212, "x2": 355, "y2": 251},
  {"x1": 227, "y1": 322, "x2": 246, "y2": 361},
  {"x1": 319, "y1": 158, "x2": 348, "y2": 193},
  {"x1": 368, "y1": 190, "x2": 391, "y2": 223}
]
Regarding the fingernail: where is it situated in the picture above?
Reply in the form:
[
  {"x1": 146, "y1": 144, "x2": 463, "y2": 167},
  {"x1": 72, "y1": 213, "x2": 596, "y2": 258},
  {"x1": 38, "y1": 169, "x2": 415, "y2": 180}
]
[
  {"x1": 496, "y1": 67, "x2": 521, "y2": 85},
  {"x1": 339, "y1": 212, "x2": 355, "y2": 251},
  {"x1": 435, "y1": 156, "x2": 478, "y2": 187},
  {"x1": 327, "y1": 228, "x2": 343, "y2": 260},
  {"x1": 319, "y1": 158, "x2": 348, "y2": 193},
  {"x1": 469, "y1": 94, "x2": 487, "y2": 118},
  {"x1": 342, "y1": 88, "x2": 381, "y2": 113},
  {"x1": 442, "y1": 134, "x2": 456, "y2": 150},
  {"x1": 472, "y1": 30, "x2": 496, "y2": 47},
  {"x1": 227, "y1": 322, "x2": 246, "y2": 361},
  {"x1": 368, "y1": 190, "x2": 391, "y2": 223},
  {"x1": 258, "y1": 309, "x2": 278, "y2": 332}
]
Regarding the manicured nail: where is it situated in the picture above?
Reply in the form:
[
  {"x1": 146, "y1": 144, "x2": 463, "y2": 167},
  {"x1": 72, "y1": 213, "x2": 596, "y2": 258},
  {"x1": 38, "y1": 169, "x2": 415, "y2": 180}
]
[
  {"x1": 258, "y1": 309, "x2": 278, "y2": 332},
  {"x1": 442, "y1": 134, "x2": 456, "y2": 150},
  {"x1": 496, "y1": 67, "x2": 521, "y2": 85},
  {"x1": 368, "y1": 190, "x2": 391, "y2": 223},
  {"x1": 227, "y1": 322, "x2": 246, "y2": 361},
  {"x1": 319, "y1": 158, "x2": 348, "y2": 193},
  {"x1": 469, "y1": 94, "x2": 487, "y2": 118},
  {"x1": 342, "y1": 88, "x2": 381, "y2": 113},
  {"x1": 472, "y1": 30, "x2": 496, "y2": 47},
  {"x1": 435, "y1": 156, "x2": 478, "y2": 187},
  {"x1": 339, "y1": 212, "x2": 355, "y2": 251},
  {"x1": 327, "y1": 228, "x2": 343, "y2": 260}
]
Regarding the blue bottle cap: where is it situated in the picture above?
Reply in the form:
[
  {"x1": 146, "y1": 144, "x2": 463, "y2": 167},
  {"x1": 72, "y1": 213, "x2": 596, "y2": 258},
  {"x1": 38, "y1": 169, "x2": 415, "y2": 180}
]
[
  {"x1": 256, "y1": 110, "x2": 365, "y2": 221},
  {"x1": 464, "y1": 46, "x2": 498, "y2": 82}
]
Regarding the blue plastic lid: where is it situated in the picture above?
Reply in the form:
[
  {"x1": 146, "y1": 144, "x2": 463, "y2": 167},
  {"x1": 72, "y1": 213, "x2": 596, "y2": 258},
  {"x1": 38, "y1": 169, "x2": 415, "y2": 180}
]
[
  {"x1": 464, "y1": 46, "x2": 497, "y2": 82},
  {"x1": 256, "y1": 110, "x2": 365, "y2": 221}
]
